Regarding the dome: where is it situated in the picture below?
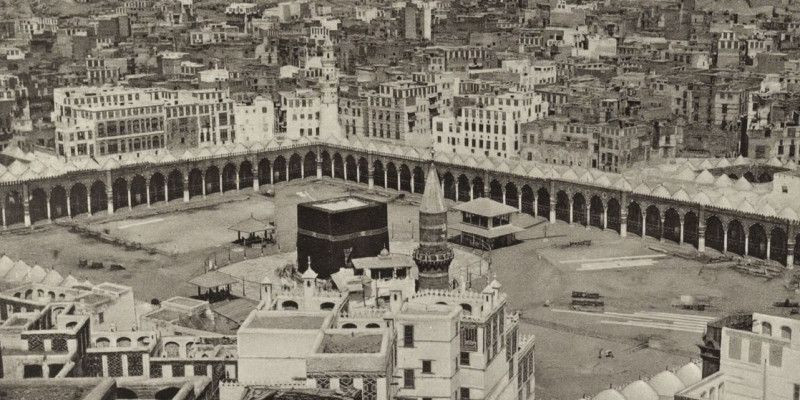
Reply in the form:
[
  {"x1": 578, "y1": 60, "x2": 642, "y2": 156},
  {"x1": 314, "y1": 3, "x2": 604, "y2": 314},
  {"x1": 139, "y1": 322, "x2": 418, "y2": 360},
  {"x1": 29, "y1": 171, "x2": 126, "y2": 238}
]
[
  {"x1": 694, "y1": 170, "x2": 715, "y2": 185},
  {"x1": 595, "y1": 175, "x2": 611, "y2": 187},
  {"x1": 634, "y1": 183, "x2": 651, "y2": 195},
  {"x1": 714, "y1": 174, "x2": 732, "y2": 187},
  {"x1": 734, "y1": 155, "x2": 748, "y2": 165},
  {"x1": 716, "y1": 158, "x2": 731, "y2": 168},
  {"x1": 692, "y1": 192, "x2": 711, "y2": 205},
  {"x1": 734, "y1": 177, "x2": 753, "y2": 191},
  {"x1": 651, "y1": 185, "x2": 670, "y2": 198},
  {"x1": 649, "y1": 371, "x2": 686, "y2": 396},
  {"x1": 593, "y1": 389, "x2": 626, "y2": 400},
  {"x1": 379, "y1": 247, "x2": 390, "y2": 257},
  {"x1": 675, "y1": 363, "x2": 702, "y2": 386},
  {"x1": 676, "y1": 167, "x2": 696, "y2": 181},
  {"x1": 615, "y1": 177, "x2": 633, "y2": 191},
  {"x1": 562, "y1": 168, "x2": 579, "y2": 181},
  {"x1": 672, "y1": 189, "x2": 690, "y2": 202},
  {"x1": 767, "y1": 157, "x2": 783, "y2": 167},
  {"x1": 621, "y1": 380, "x2": 659, "y2": 400}
]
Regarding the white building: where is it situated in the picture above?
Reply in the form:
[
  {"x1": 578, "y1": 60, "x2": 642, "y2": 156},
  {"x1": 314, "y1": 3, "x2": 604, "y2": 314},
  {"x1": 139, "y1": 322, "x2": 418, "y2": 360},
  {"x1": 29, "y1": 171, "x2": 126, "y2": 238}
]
[
  {"x1": 677, "y1": 312, "x2": 800, "y2": 400},
  {"x1": 234, "y1": 96, "x2": 275, "y2": 143},
  {"x1": 434, "y1": 91, "x2": 548, "y2": 159},
  {"x1": 277, "y1": 89, "x2": 322, "y2": 139}
]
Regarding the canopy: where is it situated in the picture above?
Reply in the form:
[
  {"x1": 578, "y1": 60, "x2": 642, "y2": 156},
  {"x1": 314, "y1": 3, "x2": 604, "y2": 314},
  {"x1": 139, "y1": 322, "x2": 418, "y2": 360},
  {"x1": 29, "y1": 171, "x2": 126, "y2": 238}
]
[
  {"x1": 189, "y1": 270, "x2": 239, "y2": 289},
  {"x1": 228, "y1": 215, "x2": 275, "y2": 234}
]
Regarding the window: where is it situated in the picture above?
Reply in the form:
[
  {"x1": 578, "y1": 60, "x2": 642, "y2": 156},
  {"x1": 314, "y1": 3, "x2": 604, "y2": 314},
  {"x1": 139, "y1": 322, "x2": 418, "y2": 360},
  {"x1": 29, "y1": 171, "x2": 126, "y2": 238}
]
[
  {"x1": 403, "y1": 325, "x2": 414, "y2": 347},
  {"x1": 422, "y1": 360, "x2": 432, "y2": 374},
  {"x1": 403, "y1": 369, "x2": 415, "y2": 388},
  {"x1": 748, "y1": 339, "x2": 762, "y2": 364},
  {"x1": 728, "y1": 336, "x2": 741, "y2": 360},
  {"x1": 762, "y1": 322, "x2": 772, "y2": 335},
  {"x1": 460, "y1": 352, "x2": 470, "y2": 366},
  {"x1": 460, "y1": 387, "x2": 470, "y2": 400},
  {"x1": 794, "y1": 384, "x2": 800, "y2": 400}
]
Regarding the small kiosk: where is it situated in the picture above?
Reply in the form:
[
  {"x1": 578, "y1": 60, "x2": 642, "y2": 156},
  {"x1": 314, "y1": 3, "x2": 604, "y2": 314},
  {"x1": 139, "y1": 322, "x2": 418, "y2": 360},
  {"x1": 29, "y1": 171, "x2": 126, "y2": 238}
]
[{"x1": 453, "y1": 198, "x2": 522, "y2": 249}]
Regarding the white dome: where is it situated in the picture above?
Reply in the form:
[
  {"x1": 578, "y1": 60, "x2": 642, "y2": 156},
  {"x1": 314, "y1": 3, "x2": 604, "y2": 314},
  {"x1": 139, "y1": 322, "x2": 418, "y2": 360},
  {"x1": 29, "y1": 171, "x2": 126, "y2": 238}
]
[
  {"x1": 649, "y1": 371, "x2": 686, "y2": 396},
  {"x1": 593, "y1": 389, "x2": 626, "y2": 400},
  {"x1": 694, "y1": 170, "x2": 715, "y2": 185},
  {"x1": 621, "y1": 380, "x2": 659, "y2": 400},
  {"x1": 675, "y1": 363, "x2": 702, "y2": 386}
]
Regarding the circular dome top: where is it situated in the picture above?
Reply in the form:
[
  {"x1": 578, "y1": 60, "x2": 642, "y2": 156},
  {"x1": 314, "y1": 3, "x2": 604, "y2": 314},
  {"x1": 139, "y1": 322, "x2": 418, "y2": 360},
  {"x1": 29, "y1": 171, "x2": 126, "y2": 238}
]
[
  {"x1": 379, "y1": 247, "x2": 390, "y2": 257},
  {"x1": 649, "y1": 371, "x2": 686, "y2": 396},
  {"x1": 593, "y1": 389, "x2": 626, "y2": 400},
  {"x1": 621, "y1": 380, "x2": 659, "y2": 400},
  {"x1": 675, "y1": 363, "x2": 702, "y2": 386}
]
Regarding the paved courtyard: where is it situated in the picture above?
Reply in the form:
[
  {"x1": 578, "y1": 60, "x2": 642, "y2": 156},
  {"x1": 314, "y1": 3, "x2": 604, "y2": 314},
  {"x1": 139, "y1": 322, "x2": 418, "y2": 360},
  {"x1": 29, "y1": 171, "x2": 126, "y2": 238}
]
[{"x1": 0, "y1": 178, "x2": 796, "y2": 399}]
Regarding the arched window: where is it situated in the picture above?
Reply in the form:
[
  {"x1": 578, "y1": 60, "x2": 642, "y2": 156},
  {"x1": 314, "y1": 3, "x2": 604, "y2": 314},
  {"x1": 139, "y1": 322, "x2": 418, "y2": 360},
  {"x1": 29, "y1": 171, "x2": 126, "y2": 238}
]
[
  {"x1": 762, "y1": 322, "x2": 772, "y2": 336},
  {"x1": 461, "y1": 304, "x2": 473, "y2": 315},
  {"x1": 366, "y1": 323, "x2": 381, "y2": 329},
  {"x1": 320, "y1": 302, "x2": 335, "y2": 310},
  {"x1": 282, "y1": 300, "x2": 298, "y2": 310},
  {"x1": 781, "y1": 326, "x2": 792, "y2": 340},
  {"x1": 342, "y1": 323, "x2": 357, "y2": 329}
]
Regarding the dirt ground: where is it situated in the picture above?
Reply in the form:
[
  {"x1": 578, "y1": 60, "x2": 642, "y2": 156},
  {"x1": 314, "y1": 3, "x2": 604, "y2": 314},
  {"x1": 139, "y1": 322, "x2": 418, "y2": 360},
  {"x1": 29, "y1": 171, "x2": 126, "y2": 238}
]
[{"x1": 1, "y1": 178, "x2": 795, "y2": 399}]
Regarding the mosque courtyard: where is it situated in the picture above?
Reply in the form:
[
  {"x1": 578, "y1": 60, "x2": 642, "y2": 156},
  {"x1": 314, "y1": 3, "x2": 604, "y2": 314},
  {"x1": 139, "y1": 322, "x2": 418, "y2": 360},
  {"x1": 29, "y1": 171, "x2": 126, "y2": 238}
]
[{"x1": 0, "y1": 178, "x2": 795, "y2": 399}]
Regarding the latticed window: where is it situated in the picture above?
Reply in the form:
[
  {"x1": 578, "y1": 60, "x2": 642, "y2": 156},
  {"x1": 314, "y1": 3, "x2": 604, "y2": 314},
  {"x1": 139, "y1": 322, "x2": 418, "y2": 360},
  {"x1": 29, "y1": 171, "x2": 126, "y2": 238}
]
[
  {"x1": 362, "y1": 378, "x2": 377, "y2": 400},
  {"x1": 51, "y1": 337, "x2": 68, "y2": 353},
  {"x1": 28, "y1": 336, "x2": 44, "y2": 352},
  {"x1": 317, "y1": 377, "x2": 330, "y2": 389},
  {"x1": 194, "y1": 363, "x2": 208, "y2": 376},
  {"x1": 150, "y1": 364, "x2": 162, "y2": 378},
  {"x1": 339, "y1": 377, "x2": 353, "y2": 390},
  {"x1": 107, "y1": 354, "x2": 123, "y2": 377},
  {"x1": 128, "y1": 354, "x2": 143, "y2": 376},
  {"x1": 172, "y1": 363, "x2": 185, "y2": 377},
  {"x1": 460, "y1": 324, "x2": 478, "y2": 352}
]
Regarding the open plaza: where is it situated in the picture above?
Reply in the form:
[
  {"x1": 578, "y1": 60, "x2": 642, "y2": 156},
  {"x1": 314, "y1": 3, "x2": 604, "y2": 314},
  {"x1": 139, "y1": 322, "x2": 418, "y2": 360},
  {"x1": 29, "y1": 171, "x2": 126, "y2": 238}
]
[{"x1": 0, "y1": 177, "x2": 794, "y2": 399}]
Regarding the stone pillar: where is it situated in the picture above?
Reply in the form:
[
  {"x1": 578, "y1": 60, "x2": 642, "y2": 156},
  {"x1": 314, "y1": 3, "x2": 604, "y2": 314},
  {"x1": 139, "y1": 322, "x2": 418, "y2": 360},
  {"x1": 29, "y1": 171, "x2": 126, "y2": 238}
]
[
  {"x1": 640, "y1": 212, "x2": 646, "y2": 239},
  {"x1": 383, "y1": 169, "x2": 388, "y2": 189},
  {"x1": 620, "y1": 208, "x2": 628, "y2": 237},
  {"x1": 723, "y1": 229, "x2": 728, "y2": 253},
  {"x1": 343, "y1": 161, "x2": 348, "y2": 181},
  {"x1": 300, "y1": 160, "x2": 305, "y2": 179},
  {"x1": 410, "y1": 173, "x2": 415, "y2": 193},
  {"x1": 316, "y1": 156, "x2": 323, "y2": 179},
  {"x1": 585, "y1": 203, "x2": 590, "y2": 227},
  {"x1": 787, "y1": 238, "x2": 795, "y2": 268},
  {"x1": 46, "y1": 193, "x2": 52, "y2": 222},
  {"x1": 126, "y1": 185, "x2": 132, "y2": 210},
  {"x1": 1, "y1": 197, "x2": 5, "y2": 229},
  {"x1": 183, "y1": 176, "x2": 190, "y2": 202},
  {"x1": 145, "y1": 180, "x2": 151, "y2": 208},
  {"x1": 698, "y1": 214, "x2": 706, "y2": 252},
  {"x1": 22, "y1": 183, "x2": 31, "y2": 227},
  {"x1": 549, "y1": 197, "x2": 556, "y2": 224},
  {"x1": 517, "y1": 193, "x2": 523, "y2": 212},
  {"x1": 164, "y1": 180, "x2": 169, "y2": 202},
  {"x1": 396, "y1": 170, "x2": 401, "y2": 191},
  {"x1": 87, "y1": 190, "x2": 93, "y2": 215},
  {"x1": 744, "y1": 233, "x2": 749, "y2": 256},
  {"x1": 533, "y1": 194, "x2": 538, "y2": 217},
  {"x1": 235, "y1": 172, "x2": 240, "y2": 191},
  {"x1": 270, "y1": 169, "x2": 274, "y2": 185},
  {"x1": 502, "y1": 188, "x2": 507, "y2": 205},
  {"x1": 253, "y1": 175, "x2": 260, "y2": 192},
  {"x1": 66, "y1": 193, "x2": 72, "y2": 218},
  {"x1": 201, "y1": 174, "x2": 207, "y2": 198},
  {"x1": 284, "y1": 162, "x2": 289, "y2": 182},
  {"x1": 218, "y1": 171, "x2": 223, "y2": 195},
  {"x1": 107, "y1": 187, "x2": 114, "y2": 215},
  {"x1": 469, "y1": 184, "x2": 474, "y2": 200},
  {"x1": 679, "y1": 218, "x2": 684, "y2": 244},
  {"x1": 568, "y1": 200, "x2": 573, "y2": 224},
  {"x1": 455, "y1": 180, "x2": 460, "y2": 202},
  {"x1": 368, "y1": 164, "x2": 374, "y2": 190},
  {"x1": 766, "y1": 235, "x2": 771, "y2": 260},
  {"x1": 602, "y1": 207, "x2": 607, "y2": 229},
  {"x1": 659, "y1": 217, "x2": 665, "y2": 242}
]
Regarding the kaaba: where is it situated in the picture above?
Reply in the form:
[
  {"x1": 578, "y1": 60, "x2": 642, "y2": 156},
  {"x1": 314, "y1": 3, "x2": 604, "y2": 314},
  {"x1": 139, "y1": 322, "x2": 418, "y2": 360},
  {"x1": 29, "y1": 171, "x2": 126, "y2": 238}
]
[{"x1": 296, "y1": 196, "x2": 389, "y2": 278}]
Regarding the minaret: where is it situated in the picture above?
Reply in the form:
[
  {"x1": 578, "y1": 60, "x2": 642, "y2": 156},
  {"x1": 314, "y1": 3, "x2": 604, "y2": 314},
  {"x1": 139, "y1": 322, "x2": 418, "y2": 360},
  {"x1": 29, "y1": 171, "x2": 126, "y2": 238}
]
[
  {"x1": 413, "y1": 163, "x2": 454, "y2": 291},
  {"x1": 319, "y1": 38, "x2": 341, "y2": 138}
]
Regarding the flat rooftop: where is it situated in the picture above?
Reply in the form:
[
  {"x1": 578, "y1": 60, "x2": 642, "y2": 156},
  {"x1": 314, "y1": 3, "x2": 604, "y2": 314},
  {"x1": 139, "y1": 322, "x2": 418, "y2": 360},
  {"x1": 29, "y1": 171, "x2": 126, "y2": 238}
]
[
  {"x1": 320, "y1": 332, "x2": 383, "y2": 354},
  {"x1": 314, "y1": 198, "x2": 368, "y2": 211},
  {"x1": 246, "y1": 315, "x2": 326, "y2": 330}
]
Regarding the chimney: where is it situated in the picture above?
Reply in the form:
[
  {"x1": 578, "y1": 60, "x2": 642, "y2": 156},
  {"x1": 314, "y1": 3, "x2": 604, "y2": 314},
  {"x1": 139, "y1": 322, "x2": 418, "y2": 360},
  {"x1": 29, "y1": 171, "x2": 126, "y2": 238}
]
[{"x1": 389, "y1": 289, "x2": 403, "y2": 314}]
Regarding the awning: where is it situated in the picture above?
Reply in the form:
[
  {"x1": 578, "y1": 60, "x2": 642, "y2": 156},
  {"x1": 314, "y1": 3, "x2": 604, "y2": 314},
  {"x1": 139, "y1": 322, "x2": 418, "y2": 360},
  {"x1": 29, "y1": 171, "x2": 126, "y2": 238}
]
[
  {"x1": 454, "y1": 198, "x2": 518, "y2": 217},
  {"x1": 189, "y1": 270, "x2": 239, "y2": 288},
  {"x1": 228, "y1": 215, "x2": 275, "y2": 234},
  {"x1": 453, "y1": 222, "x2": 524, "y2": 239}
]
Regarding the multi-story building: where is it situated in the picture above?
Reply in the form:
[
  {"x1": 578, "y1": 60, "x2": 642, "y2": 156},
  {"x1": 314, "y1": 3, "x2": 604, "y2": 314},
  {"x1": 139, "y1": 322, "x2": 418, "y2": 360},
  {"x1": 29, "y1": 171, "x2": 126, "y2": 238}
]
[
  {"x1": 364, "y1": 80, "x2": 437, "y2": 143},
  {"x1": 277, "y1": 89, "x2": 322, "y2": 139},
  {"x1": 86, "y1": 56, "x2": 134, "y2": 85},
  {"x1": 233, "y1": 96, "x2": 275, "y2": 143},
  {"x1": 676, "y1": 312, "x2": 800, "y2": 400},
  {"x1": 52, "y1": 86, "x2": 235, "y2": 160},
  {"x1": 434, "y1": 90, "x2": 548, "y2": 159}
]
